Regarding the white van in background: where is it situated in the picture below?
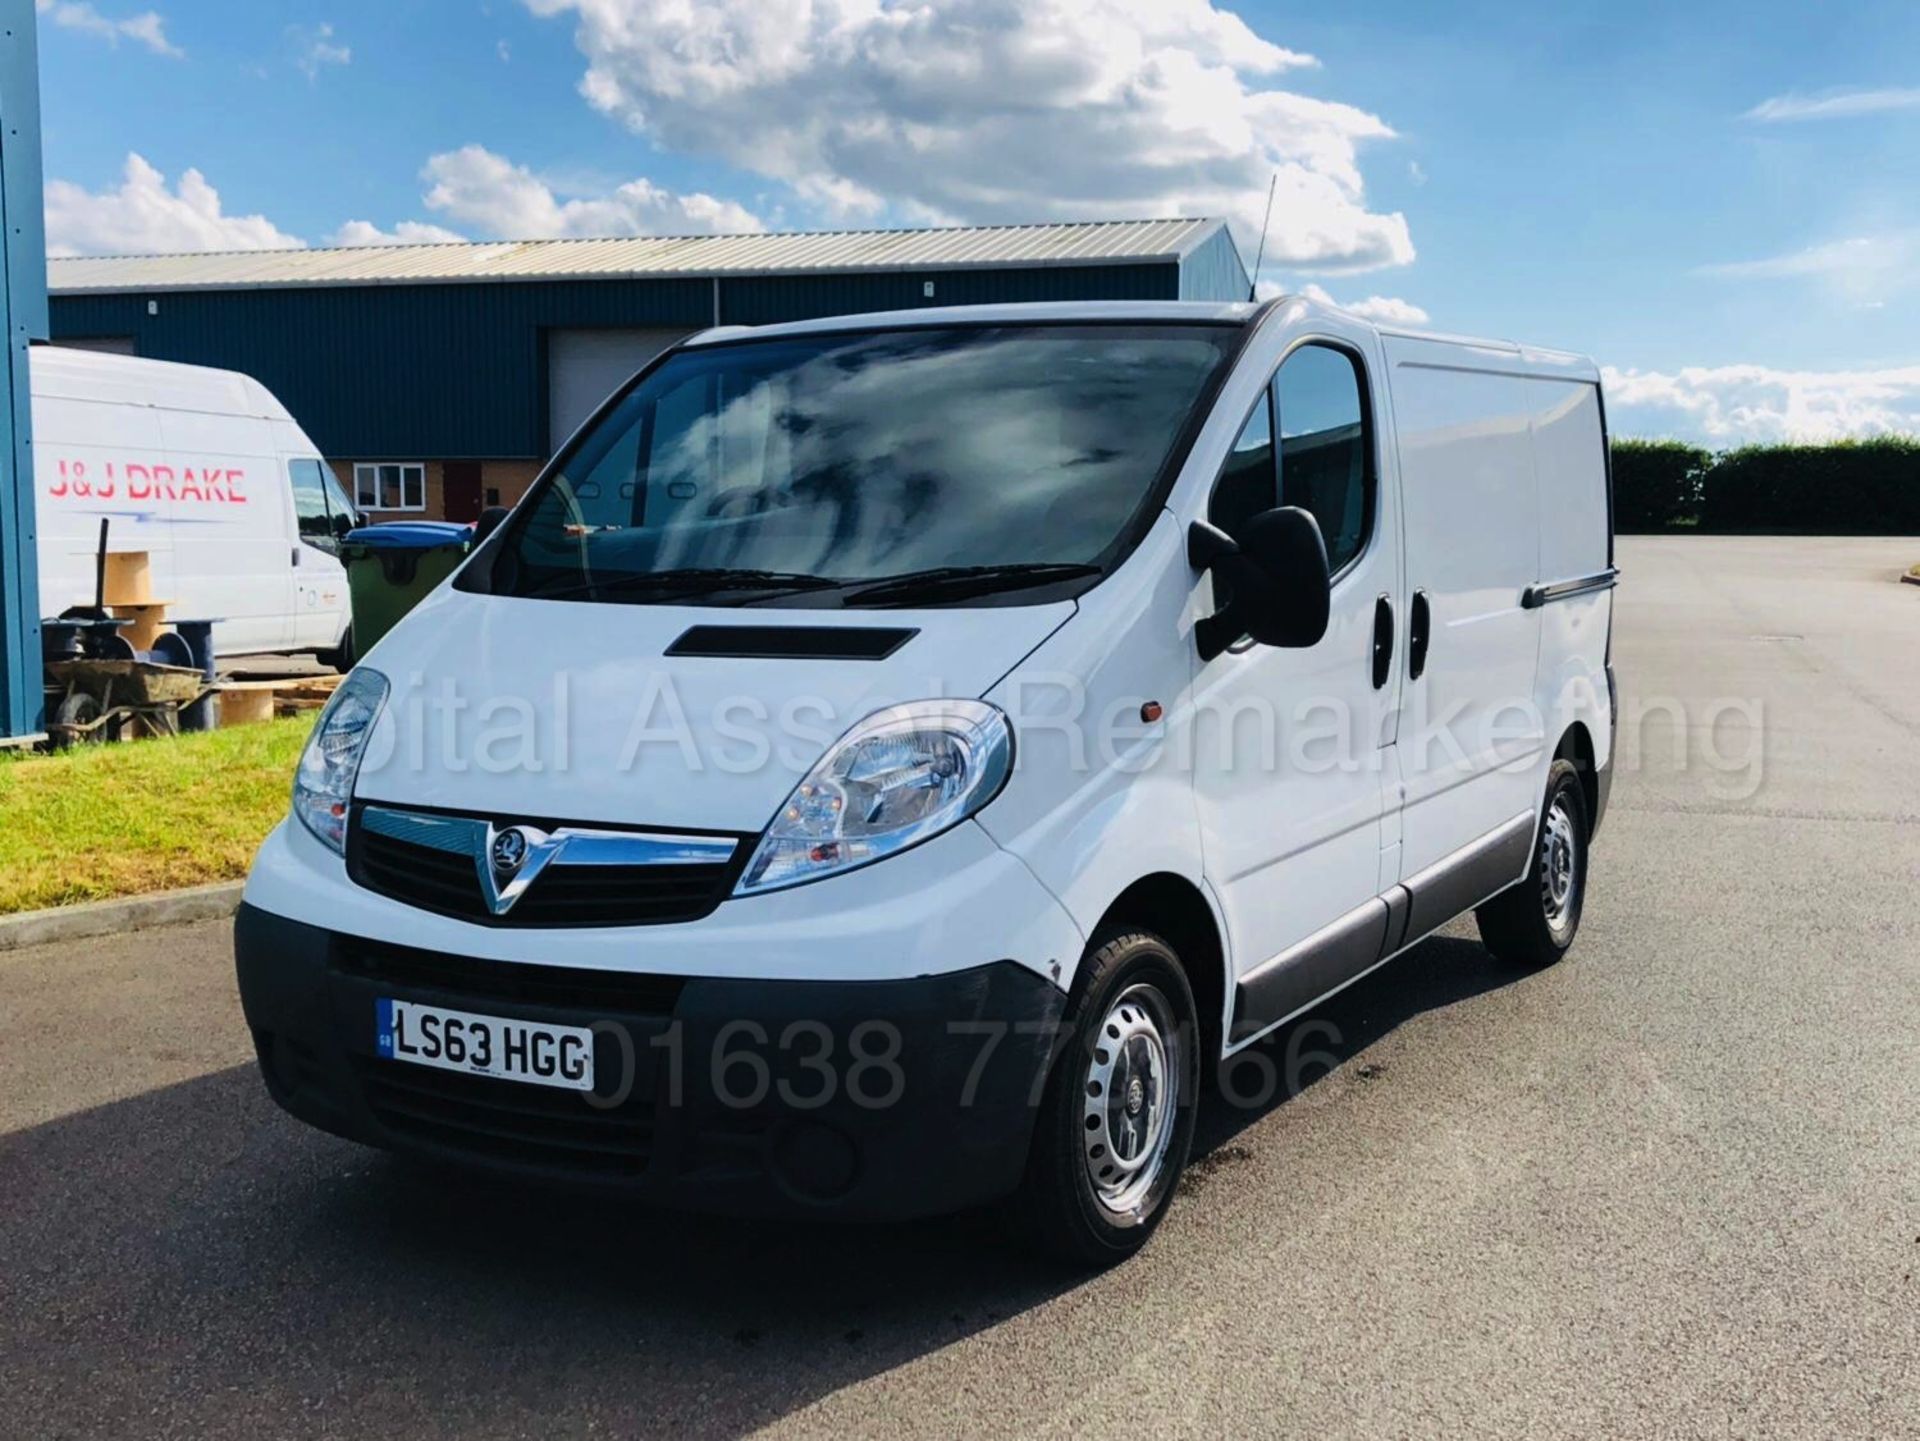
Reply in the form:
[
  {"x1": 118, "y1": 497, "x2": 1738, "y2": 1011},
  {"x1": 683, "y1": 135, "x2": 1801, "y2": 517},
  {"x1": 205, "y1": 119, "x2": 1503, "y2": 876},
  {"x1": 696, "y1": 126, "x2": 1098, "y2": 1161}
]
[
  {"x1": 237, "y1": 297, "x2": 1616, "y2": 1266},
  {"x1": 31, "y1": 346, "x2": 358, "y2": 663}
]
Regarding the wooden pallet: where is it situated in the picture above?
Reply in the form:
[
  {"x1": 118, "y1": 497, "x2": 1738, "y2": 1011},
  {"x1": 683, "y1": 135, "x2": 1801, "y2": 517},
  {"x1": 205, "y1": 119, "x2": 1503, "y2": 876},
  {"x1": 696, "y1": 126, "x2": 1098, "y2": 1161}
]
[{"x1": 217, "y1": 673, "x2": 343, "y2": 726}]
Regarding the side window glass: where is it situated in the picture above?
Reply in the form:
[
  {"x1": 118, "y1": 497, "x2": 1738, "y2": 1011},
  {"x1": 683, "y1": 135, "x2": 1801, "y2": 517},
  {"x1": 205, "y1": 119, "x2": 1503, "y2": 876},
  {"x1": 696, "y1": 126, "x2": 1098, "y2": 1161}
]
[
  {"x1": 1276, "y1": 345, "x2": 1372, "y2": 574},
  {"x1": 1207, "y1": 391, "x2": 1276, "y2": 542},
  {"x1": 289, "y1": 459, "x2": 337, "y2": 554}
]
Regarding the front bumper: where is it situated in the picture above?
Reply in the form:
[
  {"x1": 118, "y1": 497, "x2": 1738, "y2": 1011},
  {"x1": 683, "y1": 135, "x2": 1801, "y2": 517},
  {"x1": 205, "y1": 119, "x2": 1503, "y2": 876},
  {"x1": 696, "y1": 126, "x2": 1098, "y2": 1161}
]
[{"x1": 235, "y1": 904, "x2": 1067, "y2": 1220}]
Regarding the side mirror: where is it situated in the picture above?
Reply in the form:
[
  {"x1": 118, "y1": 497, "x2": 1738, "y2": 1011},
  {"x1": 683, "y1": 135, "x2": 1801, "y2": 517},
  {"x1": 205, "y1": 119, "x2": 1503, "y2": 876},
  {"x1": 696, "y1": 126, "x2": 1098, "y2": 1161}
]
[
  {"x1": 472, "y1": 505, "x2": 510, "y2": 547},
  {"x1": 1189, "y1": 506, "x2": 1331, "y2": 661}
]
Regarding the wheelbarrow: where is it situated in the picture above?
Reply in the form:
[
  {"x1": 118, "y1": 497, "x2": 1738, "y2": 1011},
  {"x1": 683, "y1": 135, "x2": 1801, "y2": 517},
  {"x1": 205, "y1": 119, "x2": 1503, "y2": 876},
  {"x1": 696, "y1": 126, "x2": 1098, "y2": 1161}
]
[{"x1": 43, "y1": 658, "x2": 216, "y2": 748}]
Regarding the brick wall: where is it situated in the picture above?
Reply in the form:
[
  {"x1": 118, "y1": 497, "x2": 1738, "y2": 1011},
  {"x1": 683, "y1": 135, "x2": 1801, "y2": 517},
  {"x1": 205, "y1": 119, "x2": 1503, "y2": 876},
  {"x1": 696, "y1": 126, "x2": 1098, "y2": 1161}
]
[
  {"x1": 329, "y1": 459, "x2": 546, "y2": 521},
  {"x1": 330, "y1": 459, "x2": 446, "y2": 519},
  {"x1": 481, "y1": 460, "x2": 543, "y2": 511}
]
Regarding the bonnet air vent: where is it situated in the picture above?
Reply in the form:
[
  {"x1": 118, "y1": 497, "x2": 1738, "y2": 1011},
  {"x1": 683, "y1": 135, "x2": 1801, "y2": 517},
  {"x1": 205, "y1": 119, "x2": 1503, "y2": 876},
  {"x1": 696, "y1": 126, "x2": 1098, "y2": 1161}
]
[{"x1": 664, "y1": 625, "x2": 919, "y2": 660}]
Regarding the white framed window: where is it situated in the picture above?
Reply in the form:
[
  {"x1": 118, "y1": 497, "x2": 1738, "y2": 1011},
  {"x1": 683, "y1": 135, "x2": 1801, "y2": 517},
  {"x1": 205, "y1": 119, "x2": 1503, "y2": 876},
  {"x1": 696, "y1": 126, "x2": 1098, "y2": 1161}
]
[{"x1": 353, "y1": 462, "x2": 427, "y2": 512}]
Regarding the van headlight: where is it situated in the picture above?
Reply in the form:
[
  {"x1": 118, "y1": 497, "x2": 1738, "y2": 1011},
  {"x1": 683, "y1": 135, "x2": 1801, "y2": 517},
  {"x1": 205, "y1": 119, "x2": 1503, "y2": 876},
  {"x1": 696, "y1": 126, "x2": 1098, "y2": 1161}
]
[
  {"x1": 292, "y1": 668, "x2": 389, "y2": 854},
  {"x1": 735, "y1": 699, "x2": 1013, "y2": 895}
]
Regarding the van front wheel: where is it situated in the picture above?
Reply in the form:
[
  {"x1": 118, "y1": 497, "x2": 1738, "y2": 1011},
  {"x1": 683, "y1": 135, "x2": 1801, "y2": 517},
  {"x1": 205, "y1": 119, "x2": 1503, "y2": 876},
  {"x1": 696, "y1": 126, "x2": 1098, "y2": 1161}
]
[
  {"x1": 1475, "y1": 759, "x2": 1589, "y2": 967},
  {"x1": 1004, "y1": 929, "x2": 1199, "y2": 1267}
]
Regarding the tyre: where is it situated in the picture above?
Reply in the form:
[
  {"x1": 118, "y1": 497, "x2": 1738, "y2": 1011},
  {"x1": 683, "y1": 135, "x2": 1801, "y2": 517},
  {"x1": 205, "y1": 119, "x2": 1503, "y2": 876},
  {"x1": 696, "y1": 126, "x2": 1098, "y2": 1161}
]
[
  {"x1": 317, "y1": 625, "x2": 355, "y2": 674},
  {"x1": 1003, "y1": 928, "x2": 1200, "y2": 1267},
  {"x1": 1475, "y1": 758, "x2": 1589, "y2": 967},
  {"x1": 51, "y1": 690, "x2": 104, "y2": 749}
]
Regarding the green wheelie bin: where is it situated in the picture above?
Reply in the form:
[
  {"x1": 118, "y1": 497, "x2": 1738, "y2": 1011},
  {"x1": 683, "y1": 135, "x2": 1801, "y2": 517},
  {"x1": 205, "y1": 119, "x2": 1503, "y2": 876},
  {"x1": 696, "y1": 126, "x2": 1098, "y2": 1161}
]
[{"x1": 339, "y1": 521, "x2": 471, "y2": 656}]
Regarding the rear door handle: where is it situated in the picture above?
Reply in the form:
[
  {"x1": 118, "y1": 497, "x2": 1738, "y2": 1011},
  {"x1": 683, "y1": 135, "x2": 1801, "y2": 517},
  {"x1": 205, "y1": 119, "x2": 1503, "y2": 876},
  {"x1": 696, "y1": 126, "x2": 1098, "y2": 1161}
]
[
  {"x1": 1371, "y1": 593, "x2": 1393, "y2": 689},
  {"x1": 1409, "y1": 589, "x2": 1431, "y2": 680}
]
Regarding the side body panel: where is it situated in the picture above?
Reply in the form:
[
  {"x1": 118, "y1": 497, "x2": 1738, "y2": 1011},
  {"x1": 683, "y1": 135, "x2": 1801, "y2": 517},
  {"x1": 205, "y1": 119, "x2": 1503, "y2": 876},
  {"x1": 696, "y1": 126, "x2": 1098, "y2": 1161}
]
[
  {"x1": 153, "y1": 395, "x2": 292, "y2": 653},
  {"x1": 1208, "y1": 322, "x2": 1610, "y2": 1051},
  {"x1": 1385, "y1": 334, "x2": 1545, "y2": 878},
  {"x1": 1521, "y1": 355, "x2": 1614, "y2": 781},
  {"x1": 977, "y1": 513, "x2": 1204, "y2": 995},
  {"x1": 31, "y1": 389, "x2": 175, "y2": 614}
]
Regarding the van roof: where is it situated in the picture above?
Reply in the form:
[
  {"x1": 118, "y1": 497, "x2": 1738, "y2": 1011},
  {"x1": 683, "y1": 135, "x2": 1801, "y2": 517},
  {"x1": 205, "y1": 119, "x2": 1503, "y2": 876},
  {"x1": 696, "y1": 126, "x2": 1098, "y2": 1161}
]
[
  {"x1": 29, "y1": 343, "x2": 296, "y2": 421},
  {"x1": 683, "y1": 299, "x2": 1264, "y2": 345},
  {"x1": 683, "y1": 297, "x2": 1600, "y2": 380}
]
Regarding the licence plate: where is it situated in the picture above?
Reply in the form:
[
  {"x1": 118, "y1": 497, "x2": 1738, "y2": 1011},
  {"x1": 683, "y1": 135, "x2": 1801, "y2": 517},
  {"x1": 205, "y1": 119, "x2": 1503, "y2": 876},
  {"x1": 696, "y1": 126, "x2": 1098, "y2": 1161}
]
[{"x1": 375, "y1": 998, "x2": 595, "y2": 1092}]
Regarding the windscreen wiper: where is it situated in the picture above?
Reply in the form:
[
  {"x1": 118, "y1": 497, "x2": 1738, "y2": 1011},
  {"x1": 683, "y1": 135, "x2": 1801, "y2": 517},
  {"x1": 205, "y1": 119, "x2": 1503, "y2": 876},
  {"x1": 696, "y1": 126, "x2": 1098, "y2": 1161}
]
[
  {"x1": 530, "y1": 567, "x2": 843, "y2": 603},
  {"x1": 838, "y1": 562, "x2": 1103, "y2": 607}
]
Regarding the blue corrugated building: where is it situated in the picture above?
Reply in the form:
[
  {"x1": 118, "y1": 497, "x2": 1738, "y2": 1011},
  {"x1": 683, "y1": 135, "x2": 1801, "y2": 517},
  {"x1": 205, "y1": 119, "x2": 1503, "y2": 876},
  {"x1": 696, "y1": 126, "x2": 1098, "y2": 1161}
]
[{"x1": 46, "y1": 218, "x2": 1249, "y2": 523}]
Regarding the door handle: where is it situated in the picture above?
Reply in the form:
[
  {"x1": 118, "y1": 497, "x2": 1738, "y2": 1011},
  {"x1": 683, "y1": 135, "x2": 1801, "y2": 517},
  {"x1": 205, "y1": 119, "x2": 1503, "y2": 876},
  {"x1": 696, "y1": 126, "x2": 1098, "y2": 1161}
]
[
  {"x1": 1409, "y1": 589, "x2": 1431, "y2": 680},
  {"x1": 1371, "y1": 594, "x2": 1393, "y2": 689},
  {"x1": 291, "y1": 547, "x2": 301, "y2": 568}
]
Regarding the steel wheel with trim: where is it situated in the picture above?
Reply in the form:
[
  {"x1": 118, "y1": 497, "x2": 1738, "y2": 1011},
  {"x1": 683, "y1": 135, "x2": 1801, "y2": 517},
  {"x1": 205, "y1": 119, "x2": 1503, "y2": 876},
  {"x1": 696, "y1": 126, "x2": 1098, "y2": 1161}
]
[
  {"x1": 1004, "y1": 928, "x2": 1199, "y2": 1266},
  {"x1": 1476, "y1": 757, "x2": 1590, "y2": 966}
]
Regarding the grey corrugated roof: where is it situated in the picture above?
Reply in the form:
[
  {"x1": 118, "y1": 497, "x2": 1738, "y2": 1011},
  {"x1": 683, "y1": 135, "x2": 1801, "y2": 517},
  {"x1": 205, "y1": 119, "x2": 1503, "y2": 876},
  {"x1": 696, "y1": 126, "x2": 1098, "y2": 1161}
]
[{"x1": 48, "y1": 218, "x2": 1226, "y2": 295}]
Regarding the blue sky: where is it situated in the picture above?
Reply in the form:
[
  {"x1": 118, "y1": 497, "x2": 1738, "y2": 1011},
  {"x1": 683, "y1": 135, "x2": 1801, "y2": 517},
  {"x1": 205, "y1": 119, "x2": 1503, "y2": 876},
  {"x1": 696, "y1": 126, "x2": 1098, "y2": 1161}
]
[{"x1": 31, "y1": 0, "x2": 1920, "y2": 442}]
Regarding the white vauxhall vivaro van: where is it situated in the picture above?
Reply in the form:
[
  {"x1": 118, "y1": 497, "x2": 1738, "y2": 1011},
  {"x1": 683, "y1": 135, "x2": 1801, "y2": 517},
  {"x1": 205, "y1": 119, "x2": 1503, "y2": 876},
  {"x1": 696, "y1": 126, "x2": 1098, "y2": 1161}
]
[
  {"x1": 33, "y1": 346, "x2": 358, "y2": 662},
  {"x1": 237, "y1": 297, "x2": 1617, "y2": 1264}
]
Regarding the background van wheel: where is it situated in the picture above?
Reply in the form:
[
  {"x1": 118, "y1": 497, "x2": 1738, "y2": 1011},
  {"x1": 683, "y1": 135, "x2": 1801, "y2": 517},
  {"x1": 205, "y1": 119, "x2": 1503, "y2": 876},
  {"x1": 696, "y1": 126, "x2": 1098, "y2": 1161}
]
[
  {"x1": 1476, "y1": 758, "x2": 1589, "y2": 967},
  {"x1": 1003, "y1": 929, "x2": 1199, "y2": 1267},
  {"x1": 317, "y1": 625, "x2": 355, "y2": 674}
]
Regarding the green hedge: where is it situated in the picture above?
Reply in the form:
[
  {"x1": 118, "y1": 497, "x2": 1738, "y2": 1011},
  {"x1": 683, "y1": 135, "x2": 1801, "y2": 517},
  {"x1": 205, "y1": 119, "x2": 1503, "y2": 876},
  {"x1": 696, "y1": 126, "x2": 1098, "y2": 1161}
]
[
  {"x1": 1612, "y1": 440, "x2": 1711, "y2": 531},
  {"x1": 1610, "y1": 436, "x2": 1920, "y2": 534},
  {"x1": 1699, "y1": 438, "x2": 1920, "y2": 534}
]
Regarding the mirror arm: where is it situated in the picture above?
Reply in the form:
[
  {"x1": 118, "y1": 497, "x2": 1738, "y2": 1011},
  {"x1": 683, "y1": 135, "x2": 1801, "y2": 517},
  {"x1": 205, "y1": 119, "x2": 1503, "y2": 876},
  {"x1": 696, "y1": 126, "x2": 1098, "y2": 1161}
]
[
  {"x1": 1195, "y1": 611, "x2": 1241, "y2": 663},
  {"x1": 1187, "y1": 518, "x2": 1238, "y2": 570},
  {"x1": 472, "y1": 505, "x2": 511, "y2": 547},
  {"x1": 1188, "y1": 519, "x2": 1257, "y2": 660}
]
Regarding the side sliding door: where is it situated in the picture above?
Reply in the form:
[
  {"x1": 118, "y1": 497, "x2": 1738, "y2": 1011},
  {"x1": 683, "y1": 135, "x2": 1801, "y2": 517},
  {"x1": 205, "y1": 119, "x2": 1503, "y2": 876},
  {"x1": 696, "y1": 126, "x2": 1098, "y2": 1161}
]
[{"x1": 1383, "y1": 335, "x2": 1544, "y2": 938}]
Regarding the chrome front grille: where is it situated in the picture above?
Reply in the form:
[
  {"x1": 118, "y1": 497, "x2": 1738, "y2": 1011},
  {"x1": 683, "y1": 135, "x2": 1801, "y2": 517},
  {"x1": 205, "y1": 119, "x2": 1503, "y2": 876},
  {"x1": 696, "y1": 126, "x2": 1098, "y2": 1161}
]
[{"x1": 347, "y1": 803, "x2": 745, "y2": 928}]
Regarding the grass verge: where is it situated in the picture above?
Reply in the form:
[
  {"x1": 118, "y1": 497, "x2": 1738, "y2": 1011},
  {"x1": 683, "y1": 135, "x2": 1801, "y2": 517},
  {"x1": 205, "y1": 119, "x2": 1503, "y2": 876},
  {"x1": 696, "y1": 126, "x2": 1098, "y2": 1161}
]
[{"x1": 0, "y1": 716, "x2": 312, "y2": 915}]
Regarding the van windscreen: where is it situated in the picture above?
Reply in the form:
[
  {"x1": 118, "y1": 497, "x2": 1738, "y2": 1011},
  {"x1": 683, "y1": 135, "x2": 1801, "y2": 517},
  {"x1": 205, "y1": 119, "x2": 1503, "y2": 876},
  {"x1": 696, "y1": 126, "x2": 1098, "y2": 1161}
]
[{"x1": 476, "y1": 324, "x2": 1236, "y2": 609}]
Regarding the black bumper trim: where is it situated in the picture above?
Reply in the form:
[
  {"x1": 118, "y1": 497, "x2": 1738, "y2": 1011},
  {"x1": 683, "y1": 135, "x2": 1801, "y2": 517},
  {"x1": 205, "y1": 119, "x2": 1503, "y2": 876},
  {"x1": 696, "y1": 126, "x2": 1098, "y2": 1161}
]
[
  {"x1": 234, "y1": 904, "x2": 1065, "y2": 1221},
  {"x1": 1593, "y1": 663, "x2": 1617, "y2": 838}
]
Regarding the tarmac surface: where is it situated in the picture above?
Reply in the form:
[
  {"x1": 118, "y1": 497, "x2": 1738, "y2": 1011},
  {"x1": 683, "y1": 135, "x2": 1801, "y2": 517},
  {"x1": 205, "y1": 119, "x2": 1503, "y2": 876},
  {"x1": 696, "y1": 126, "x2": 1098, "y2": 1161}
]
[{"x1": 3, "y1": 535, "x2": 1916, "y2": 1438}]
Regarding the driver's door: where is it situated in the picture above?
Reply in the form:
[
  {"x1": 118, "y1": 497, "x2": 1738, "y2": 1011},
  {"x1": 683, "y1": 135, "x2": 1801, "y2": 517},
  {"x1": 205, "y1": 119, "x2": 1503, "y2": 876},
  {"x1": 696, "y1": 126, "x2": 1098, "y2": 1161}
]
[
  {"x1": 288, "y1": 459, "x2": 353, "y2": 651},
  {"x1": 1187, "y1": 327, "x2": 1406, "y2": 1042}
]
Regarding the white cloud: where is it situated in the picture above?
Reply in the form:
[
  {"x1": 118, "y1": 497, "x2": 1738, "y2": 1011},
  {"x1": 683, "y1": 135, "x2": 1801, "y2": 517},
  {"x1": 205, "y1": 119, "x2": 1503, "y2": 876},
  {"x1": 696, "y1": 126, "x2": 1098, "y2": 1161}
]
[
  {"x1": 331, "y1": 218, "x2": 468, "y2": 247},
  {"x1": 1603, "y1": 363, "x2": 1920, "y2": 444},
  {"x1": 1744, "y1": 87, "x2": 1920, "y2": 122},
  {"x1": 44, "y1": 153, "x2": 303, "y2": 256},
  {"x1": 35, "y1": 0, "x2": 182, "y2": 58},
  {"x1": 498, "y1": 38, "x2": 511, "y2": 62},
  {"x1": 1298, "y1": 281, "x2": 1428, "y2": 324},
  {"x1": 290, "y1": 21, "x2": 350, "y2": 80},
  {"x1": 421, "y1": 143, "x2": 763, "y2": 237},
  {"x1": 1700, "y1": 232, "x2": 1918, "y2": 282},
  {"x1": 1699, "y1": 231, "x2": 1918, "y2": 307},
  {"x1": 524, "y1": 0, "x2": 1413, "y2": 273}
]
